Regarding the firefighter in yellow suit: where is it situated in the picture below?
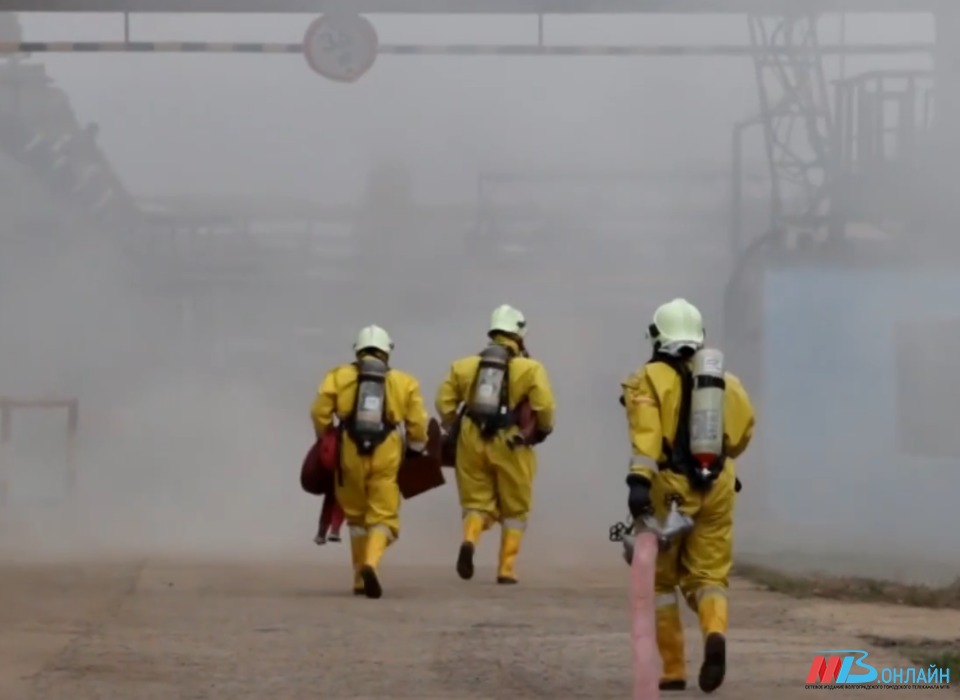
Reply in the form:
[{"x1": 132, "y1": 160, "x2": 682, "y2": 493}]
[
  {"x1": 620, "y1": 298, "x2": 755, "y2": 694},
  {"x1": 310, "y1": 324, "x2": 430, "y2": 599},
  {"x1": 435, "y1": 304, "x2": 556, "y2": 584}
]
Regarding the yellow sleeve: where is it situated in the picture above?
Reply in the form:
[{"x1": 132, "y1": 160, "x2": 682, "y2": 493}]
[
  {"x1": 622, "y1": 368, "x2": 663, "y2": 483},
  {"x1": 402, "y1": 375, "x2": 430, "y2": 448},
  {"x1": 434, "y1": 363, "x2": 463, "y2": 427},
  {"x1": 724, "y1": 374, "x2": 755, "y2": 459},
  {"x1": 527, "y1": 361, "x2": 556, "y2": 432},
  {"x1": 310, "y1": 370, "x2": 338, "y2": 436}
]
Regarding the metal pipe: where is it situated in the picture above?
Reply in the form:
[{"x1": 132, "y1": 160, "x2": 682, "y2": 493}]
[
  {"x1": 729, "y1": 118, "x2": 763, "y2": 256},
  {"x1": 0, "y1": 0, "x2": 936, "y2": 15},
  {"x1": 0, "y1": 40, "x2": 935, "y2": 56}
]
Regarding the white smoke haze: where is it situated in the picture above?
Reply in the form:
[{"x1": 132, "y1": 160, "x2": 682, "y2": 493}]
[{"x1": 0, "y1": 10, "x2": 954, "y2": 585}]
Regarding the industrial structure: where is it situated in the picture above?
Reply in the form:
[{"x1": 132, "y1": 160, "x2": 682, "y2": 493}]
[
  {"x1": 0, "y1": 1, "x2": 957, "y2": 554},
  {"x1": 0, "y1": 2, "x2": 949, "y2": 265},
  {"x1": 0, "y1": 2, "x2": 950, "y2": 250}
]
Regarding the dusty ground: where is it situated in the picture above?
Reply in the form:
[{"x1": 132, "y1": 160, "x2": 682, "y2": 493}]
[{"x1": 1, "y1": 556, "x2": 957, "y2": 700}]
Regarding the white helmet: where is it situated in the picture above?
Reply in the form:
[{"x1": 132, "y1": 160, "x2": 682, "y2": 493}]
[
  {"x1": 648, "y1": 298, "x2": 704, "y2": 355},
  {"x1": 489, "y1": 304, "x2": 527, "y2": 339},
  {"x1": 353, "y1": 324, "x2": 394, "y2": 355}
]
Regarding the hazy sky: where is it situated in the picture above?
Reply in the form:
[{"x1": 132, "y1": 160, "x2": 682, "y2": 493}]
[{"x1": 17, "y1": 12, "x2": 934, "y2": 200}]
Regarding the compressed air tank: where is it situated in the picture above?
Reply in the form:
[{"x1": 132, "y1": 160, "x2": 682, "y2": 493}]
[
  {"x1": 354, "y1": 357, "x2": 388, "y2": 444},
  {"x1": 689, "y1": 348, "x2": 725, "y2": 468},
  {"x1": 471, "y1": 344, "x2": 510, "y2": 419}
]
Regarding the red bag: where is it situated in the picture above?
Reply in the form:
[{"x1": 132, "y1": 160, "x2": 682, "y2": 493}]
[
  {"x1": 300, "y1": 426, "x2": 339, "y2": 496},
  {"x1": 397, "y1": 418, "x2": 446, "y2": 499},
  {"x1": 517, "y1": 399, "x2": 536, "y2": 441},
  {"x1": 319, "y1": 425, "x2": 340, "y2": 470}
]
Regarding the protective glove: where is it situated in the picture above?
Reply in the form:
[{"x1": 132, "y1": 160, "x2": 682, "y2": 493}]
[
  {"x1": 626, "y1": 474, "x2": 653, "y2": 519},
  {"x1": 529, "y1": 426, "x2": 551, "y2": 445},
  {"x1": 506, "y1": 433, "x2": 527, "y2": 450},
  {"x1": 404, "y1": 446, "x2": 426, "y2": 460}
]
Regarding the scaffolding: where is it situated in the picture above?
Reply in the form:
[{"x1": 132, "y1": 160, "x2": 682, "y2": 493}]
[{"x1": 748, "y1": 13, "x2": 835, "y2": 237}]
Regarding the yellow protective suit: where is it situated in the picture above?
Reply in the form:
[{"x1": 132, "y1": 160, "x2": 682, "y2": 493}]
[
  {"x1": 435, "y1": 336, "x2": 555, "y2": 584},
  {"x1": 621, "y1": 359, "x2": 755, "y2": 691},
  {"x1": 311, "y1": 356, "x2": 429, "y2": 598}
]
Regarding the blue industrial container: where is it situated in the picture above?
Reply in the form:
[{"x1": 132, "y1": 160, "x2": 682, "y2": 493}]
[{"x1": 758, "y1": 263, "x2": 960, "y2": 559}]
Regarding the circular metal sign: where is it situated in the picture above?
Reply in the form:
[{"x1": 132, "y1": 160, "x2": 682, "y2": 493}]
[{"x1": 303, "y1": 13, "x2": 378, "y2": 83}]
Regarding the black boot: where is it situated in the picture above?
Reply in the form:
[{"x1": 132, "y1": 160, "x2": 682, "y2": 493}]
[
  {"x1": 360, "y1": 565, "x2": 382, "y2": 599},
  {"x1": 456, "y1": 542, "x2": 475, "y2": 580},
  {"x1": 698, "y1": 633, "x2": 726, "y2": 693},
  {"x1": 659, "y1": 680, "x2": 687, "y2": 691}
]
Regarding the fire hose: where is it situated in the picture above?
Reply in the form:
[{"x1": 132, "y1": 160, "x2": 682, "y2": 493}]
[{"x1": 609, "y1": 499, "x2": 694, "y2": 700}]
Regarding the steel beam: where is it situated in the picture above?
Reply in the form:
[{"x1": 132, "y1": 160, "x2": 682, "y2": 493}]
[
  {"x1": 0, "y1": 0, "x2": 934, "y2": 15},
  {"x1": 0, "y1": 40, "x2": 933, "y2": 55}
]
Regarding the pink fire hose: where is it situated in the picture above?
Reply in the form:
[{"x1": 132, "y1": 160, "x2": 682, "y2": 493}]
[{"x1": 630, "y1": 529, "x2": 661, "y2": 700}]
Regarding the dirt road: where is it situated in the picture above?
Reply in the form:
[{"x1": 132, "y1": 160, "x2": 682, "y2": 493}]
[{"x1": 1, "y1": 557, "x2": 956, "y2": 700}]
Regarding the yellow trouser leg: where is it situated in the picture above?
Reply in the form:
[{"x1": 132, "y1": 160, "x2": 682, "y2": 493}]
[
  {"x1": 489, "y1": 436, "x2": 533, "y2": 585},
  {"x1": 456, "y1": 426, "x2": 500, "y2": 545},
  {"x1": 696, "y1": 589, "x2": 728, "y2": 637},
  {"x1": 497, "y1": 525, "x2": 524, "y2": 583},
  {"x1": 462, "y1": 511, "x2": 487, "y2": 545},
  {"x1": 364, "y1": 525, "x2": 391, "y2": 570},
  {"x1": 456, "y1": 510, "x2": 493, "y2": 581},
  {"x1": 650, "y1": 476, "x2": 686, "y2": 690},
  {"x1": 455, "y1": 427, "x2": 501, "y2": 582},
  {"x1": 688, "y1": 587, "x2": 729, "y2": 693},
  {"x1": 358, "y1": 525, "x2": 392, "y2": 600},
  {"x1": 337, "y1": 445, "x2": 373, "y2": 595},
  {"x1": 349, "y1": 526, "x2": 367, "y2": 593},
  {"x1": 655, "y1": 591, "x2": 687, "y2": 683}
]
